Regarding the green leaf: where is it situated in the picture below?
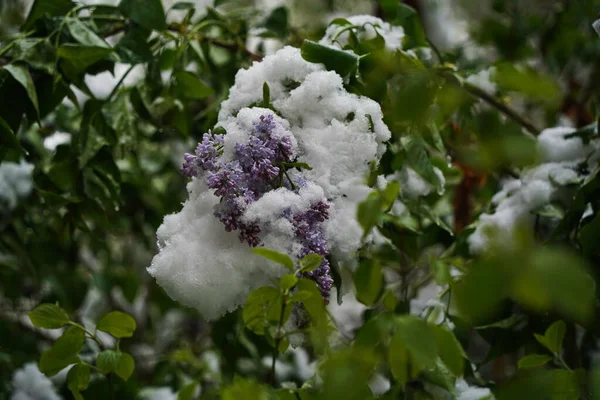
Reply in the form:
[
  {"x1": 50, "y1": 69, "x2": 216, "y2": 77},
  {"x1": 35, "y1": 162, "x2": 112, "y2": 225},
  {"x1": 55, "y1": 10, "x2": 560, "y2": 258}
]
[
  {"x1": 301, "y1": 40, "x2": 359, "y2": 78},
  {"x1": 494, "y1": 63, "x2": 560, "y2": 105},
  {"x1": 591, "y1": 365, "x2": 600, "y2": 400},
  {"x1": 263, "y1": 6, "x2": 288, "y2": 39},
  {"x1": 517, "y1": 354, "x2": 553, "y2": 369},
  {"x1": 378, "y1": 0, "x2": 401, "y2": 21},
  {"x1": 357, "y1": 191, "x2": 383, "y2": 234},
  {"x1": 170, "y1": 2, "x2": 196, "y2": 10},
  {"x1": 510, "y1": 248, "x2": 595, "y2": 323},
  {"x1": 116, "y1": 27, "x2": 153, "y2": 64},
  {"x1": 0, "y1": 116, "x2": 25, "y2": 154},
  {"x1": 242, "y1": 286, "x2": 282, "y2": 335},
  {"x1": 329, "y1": 18, "x2": 352, "y2": 27},
  {"x1": 222, "y1": 376, "x2": 275, "y2": 400},
  {"x1": 66, "y1": 18, "x2": 110, "y2": 48},
  {"x1": 431, "y1": 259, "x2": 451, "y2": 285},
  {"x1": 296, "y1": 279, "x2": 329, "y2": 353},
  {"x1": 422, "y1": 359, "x2": 456, "y2": 393},
  {"x1": 262, "y1": 82, "x2": 271, "y2": 107},
  {"x1": 279, "y1": 274, "x2": 298, "y2": 292},
  {"x1": 580, "y1": 212, "x2": 600, "y2": 256},
  {"x1": 433, "y1": 325, "x2": 466, "y2": 377},
  {"x1": 10, "y1": 38, "x2": 56, "y2": 75},
  {"x1": 381, "y1": 181, "x2": 400, "y2": 210},
  {"x1": 78, "y1": 100, "x2": 117, "y2": 167},
  {"x1": 319, "y1": 348, "x2": 377, "y2": 400},
  {"x1": 58, "y1": 45, "x2": 113, "y2": 72},
  {"x1": 388, "y1": 332, "x2": 410, "y2": 384},
  {"x1": 395, "y1": 316, "x2": 438, "y2": 369},
  {"x1": 177, "y1": 381, "x2": 198, "y2": 400},
  {"x1": 119, "y1": 0, "x2": 166, "y2": 31},
  {"x1": 23, "y1": 0, "x2": 75, "y2": 30},
  {"x1": 404, "y1": 136, "x2": 441, "y2": 191},
  {"x1": 96, "y1": 311, "x2": 137, "y2": 338},
  {"x1": 298, "y1": 253, "x2": 322, "y2": 273},
  {"x1": 496, "y1": 368, "x2": 584, "y2": 400},
  {"x1": 288, "y1": 290, "x2": 312, "y2": 303},
  {"x1": 535, "y1": 321, "x2": 566, "y2": 354},
  {"x1": 39, "y1": 327, "x2": 85, "y2": 377},
  {"x1": 252, "y1": 248, "x2": 294, "y2": 271},
  {"x1": 67, "y1": 363, "x2": 90, "y2": 400},
  {"x1": 3, "y1": 64, "x2": 39, "y2": 117},
  {"x1": 96, "y1": 350, "x2": 135, "y2": 381},
  {"x1": 28, "y1": 303, "x2": 70, "y2": 329},
  {"x1": 354, "y1": 259, "x2": 383, "y2": 306},
  {"x1": 173, "y1": 71, "x2": 214, "y2": 100}
]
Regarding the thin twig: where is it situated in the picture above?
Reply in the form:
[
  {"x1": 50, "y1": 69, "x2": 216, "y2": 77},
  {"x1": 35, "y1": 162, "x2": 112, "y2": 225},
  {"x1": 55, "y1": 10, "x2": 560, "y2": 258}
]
[
  {"x1": 105, "y1": 64, "x2": 136, "y2": 103},
  {"x1": 269, "y1": 296, "x2": 288, "y2": 384},
  {"x1": 463, "y1": 81, "x2": 541, "y2": 136}
]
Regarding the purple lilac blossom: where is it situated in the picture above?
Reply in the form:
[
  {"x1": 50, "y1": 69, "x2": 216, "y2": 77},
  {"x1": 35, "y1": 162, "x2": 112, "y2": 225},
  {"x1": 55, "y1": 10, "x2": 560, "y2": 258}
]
[
  {"x1": 181, "y1": 114, "x2": 334, "y2": 301},
  {"x1": 291, "y1": 201, "x2": 334, "y2": 302}
]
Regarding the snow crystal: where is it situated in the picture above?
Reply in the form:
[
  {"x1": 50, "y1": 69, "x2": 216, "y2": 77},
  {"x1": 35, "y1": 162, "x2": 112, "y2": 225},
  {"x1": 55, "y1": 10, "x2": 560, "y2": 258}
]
[
  {"x1": 0, "y1": 161, "x2": 34, "y2": 211},
  {"x1": 469, "y1": 126, "x2": 600, "y2": 253},
  {"x1": 319, "y1": 15, "x2": 404, "y2": 51},
  {"x1": 11, "y1": 363, "x2": 62, "y2": 400}
]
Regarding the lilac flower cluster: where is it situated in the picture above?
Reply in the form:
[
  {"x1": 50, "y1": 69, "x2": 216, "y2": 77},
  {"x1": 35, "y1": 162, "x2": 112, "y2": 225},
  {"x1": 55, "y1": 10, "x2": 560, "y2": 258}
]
[
  {"x1": 292, "y1": 201, "x2": 334, "y2": 301},
  {"x1": 181, "y1": 114, "x2": 334, "y2": 301}
]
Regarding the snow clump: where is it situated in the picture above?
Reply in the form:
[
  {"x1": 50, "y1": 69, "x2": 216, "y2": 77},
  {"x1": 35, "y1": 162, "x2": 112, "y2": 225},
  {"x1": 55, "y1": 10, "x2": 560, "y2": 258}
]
[
  {"x1": 0, "y1": 161, "x2": 34, "y2": 211},
  {"x1": 469, "y1": 126, "x2": 599, "y2": 253},
  {"x1": 149, "y1": 46, "x2": 391, "y2": 320},
  {"x1": 319, "y1": 15, "x2": 404, "y2": 51},
  {"x1": 11, "y1": 363, "x2": 62, "y2": 400}
]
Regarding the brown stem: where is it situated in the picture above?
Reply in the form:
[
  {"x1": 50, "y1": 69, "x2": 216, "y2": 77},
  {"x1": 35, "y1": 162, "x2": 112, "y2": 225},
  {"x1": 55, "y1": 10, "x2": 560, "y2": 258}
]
[{"x1": 462, "y1": 81, "x2": 541, "y2": 136}]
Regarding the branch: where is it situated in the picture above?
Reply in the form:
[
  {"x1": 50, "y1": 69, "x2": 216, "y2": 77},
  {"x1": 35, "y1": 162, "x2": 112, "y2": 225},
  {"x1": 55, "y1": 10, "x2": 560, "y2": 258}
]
[{"x1": 463, "y1": 80, "x2": 541, "y2": 136}]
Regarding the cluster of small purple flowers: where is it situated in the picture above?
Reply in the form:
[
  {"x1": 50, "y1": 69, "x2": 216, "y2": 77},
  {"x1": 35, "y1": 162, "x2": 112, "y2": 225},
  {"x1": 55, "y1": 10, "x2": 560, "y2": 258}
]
[
  {"x1": 181, "y1": 114, "x2": 334, "y2": 301},
  {"x1": 292, "y1": 201, "x2": 334, "y2": 301}
]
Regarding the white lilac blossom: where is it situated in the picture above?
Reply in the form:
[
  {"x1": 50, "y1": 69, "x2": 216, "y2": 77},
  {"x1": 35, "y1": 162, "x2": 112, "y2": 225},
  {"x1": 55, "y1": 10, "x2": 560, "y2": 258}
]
[
  {"x1": 469, "y1": 126, "x2": 600, "y2": 253},
  {"x1": 0, "y1": 161, "x2": 34, "y2": 211},
  {"x1": 149, "y1": 46, "x2": 390, "y2": 319},
  {"x1": 319, "y1": 15, "x2": 405, "y2": 52},
  {"x1": 10, "y1": 363, "x2": 62, "y2": 400}
]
